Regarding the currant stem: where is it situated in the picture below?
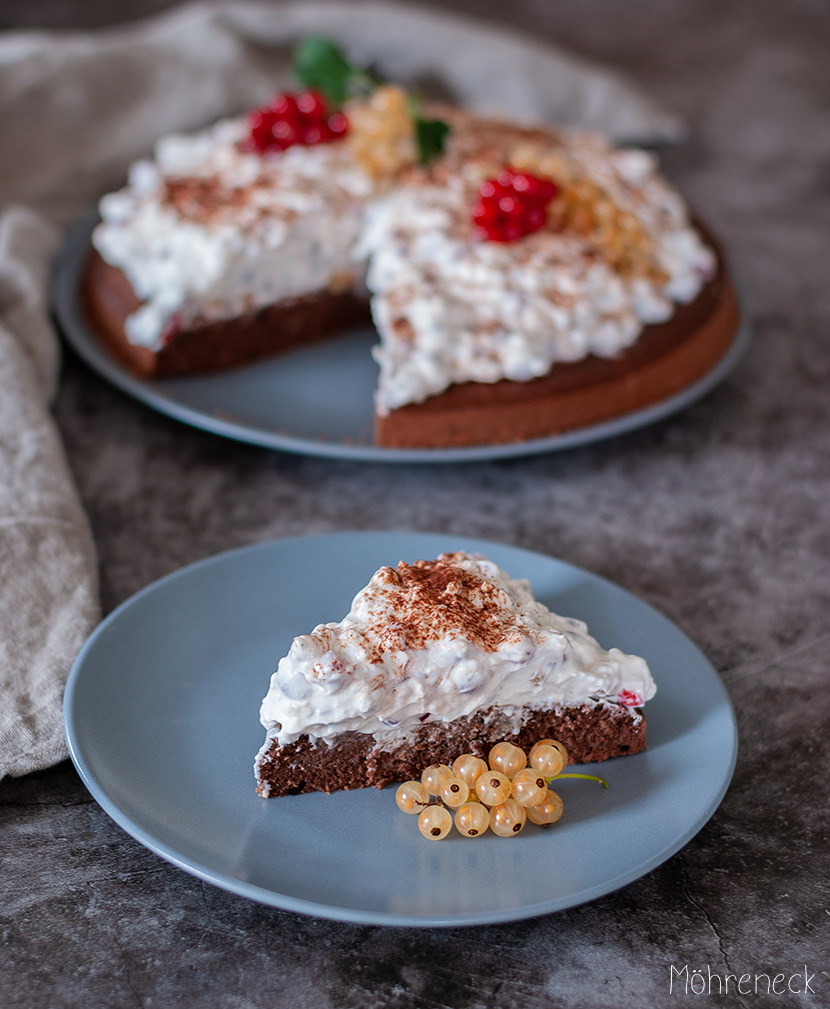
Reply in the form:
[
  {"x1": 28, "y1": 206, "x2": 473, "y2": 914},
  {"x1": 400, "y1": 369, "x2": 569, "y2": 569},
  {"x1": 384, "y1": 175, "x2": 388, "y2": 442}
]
[{"x1": 546, "y1": 773, "x2": 609, "y2": 788}]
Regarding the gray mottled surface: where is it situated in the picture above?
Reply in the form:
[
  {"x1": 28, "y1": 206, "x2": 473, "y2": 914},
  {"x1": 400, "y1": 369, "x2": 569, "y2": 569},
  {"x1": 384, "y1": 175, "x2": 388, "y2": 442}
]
[{"x1": 2, "y1": 1, "x2": 830, "y2": 1006}]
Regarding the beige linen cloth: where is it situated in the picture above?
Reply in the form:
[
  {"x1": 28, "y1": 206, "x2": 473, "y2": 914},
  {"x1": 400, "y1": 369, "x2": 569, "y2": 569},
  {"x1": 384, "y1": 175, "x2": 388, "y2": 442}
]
[{"x1": 0, "y1": 0, "x2": 682, "y2": 779}]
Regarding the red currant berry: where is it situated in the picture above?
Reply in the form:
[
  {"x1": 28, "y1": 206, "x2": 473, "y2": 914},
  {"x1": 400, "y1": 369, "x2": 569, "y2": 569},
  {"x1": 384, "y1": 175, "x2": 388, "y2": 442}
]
[
  {"x1": 302, "y1": 125, "x2": 324, "y2": 145},
  {"x1": 510, "y1": 171, "x2": 533, "y2": 193},
  {"x1": 244, "y1": 90, "x2": 349, "y2": 154},
  {"x1": 270, "y1": 93, "x2": 298, "y2": 117},
  {"x1": 245, "y1": 115, "x2": 272, "y2": 152},
  {"x1": 472, "y1": 168, "x2": 559, "y2": 243},
  {"x1": 503, "y1": 222, "x2": 524, "y2": 242},
  {"x1": 272, "y1": 119, "x2": 298, "y2": 142},
  {"x1": 296, "y1": 89, "x2": 327, "y2": 119},
  {"x1": 472, "y1": 201, "x2": 499, "y2": 222},
  {"x1": 526, "y1": 207, "x2": 546, "y2": 230},
  {"x1": 326, "y1": 112, "x2": 349, "y2": 136}
]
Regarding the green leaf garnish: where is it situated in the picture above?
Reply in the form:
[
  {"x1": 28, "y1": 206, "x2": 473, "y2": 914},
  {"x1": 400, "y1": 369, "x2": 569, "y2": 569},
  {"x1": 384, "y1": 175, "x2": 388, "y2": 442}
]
[
  {"x1": 293, "y1": 36, "x2": 451, "y2": 164},
  {"x1": 294, "y1": 36, "x2": 383, "y2": 106},
  {"x1": 294, "y1": 36, "x2": 356, "y2": 106},
  {"x1": 414, "y1": 116, "x2": 450, "y2": 165}
]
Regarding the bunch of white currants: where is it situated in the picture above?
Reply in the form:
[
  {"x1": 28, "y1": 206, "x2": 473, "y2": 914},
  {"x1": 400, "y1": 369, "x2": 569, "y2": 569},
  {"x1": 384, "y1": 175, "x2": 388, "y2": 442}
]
[{"x1": 396, "y1": 738, "x2": 598, "y2": 840}]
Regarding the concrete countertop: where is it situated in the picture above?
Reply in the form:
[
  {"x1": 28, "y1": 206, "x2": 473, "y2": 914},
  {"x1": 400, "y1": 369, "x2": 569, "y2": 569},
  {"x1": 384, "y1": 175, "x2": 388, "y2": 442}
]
[{"x1": 2, "y1": 1, "x2": 828, "y2": 1006}]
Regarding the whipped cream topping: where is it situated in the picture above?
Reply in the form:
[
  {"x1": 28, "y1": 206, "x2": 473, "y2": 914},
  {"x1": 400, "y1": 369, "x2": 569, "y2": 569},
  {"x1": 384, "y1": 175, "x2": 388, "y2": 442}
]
[
  {"x1": 94, "y1": 111, "x2": 714, "y2": 405},
  {"x1": 359, "y1": 132, "x2": 716, "y2": 413},
  {"x1": 93, "y1": 118, "x2": 374, "y2": 348},
  {"x1": 258, "y1": 552, "x2": 656, "y2": 748}
]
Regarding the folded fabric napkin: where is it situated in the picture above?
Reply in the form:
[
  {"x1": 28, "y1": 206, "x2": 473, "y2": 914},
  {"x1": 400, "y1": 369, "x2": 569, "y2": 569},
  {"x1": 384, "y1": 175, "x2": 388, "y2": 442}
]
[
  {"x1": 0, "y1": 0, "x2": 683, "y2": 779},
  {"x1": 0, "y1": 207, "x2": 99, "y2": 779}
]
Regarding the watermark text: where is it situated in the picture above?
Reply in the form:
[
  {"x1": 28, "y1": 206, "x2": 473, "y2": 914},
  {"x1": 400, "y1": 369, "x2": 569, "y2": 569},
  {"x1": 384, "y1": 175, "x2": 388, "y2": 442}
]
[{"x1": 669, "y1": 964, "x2": 817, "y2": 996}]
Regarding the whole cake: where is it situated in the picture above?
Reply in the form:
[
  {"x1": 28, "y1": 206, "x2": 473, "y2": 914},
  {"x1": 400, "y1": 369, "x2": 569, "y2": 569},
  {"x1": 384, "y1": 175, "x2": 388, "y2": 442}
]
[
  {"x1": 84, "y1": 38, "x2": 740, "y2": 448},
  {"x1": 254, "y1": 551, "x2": 656, "y2": 797}
]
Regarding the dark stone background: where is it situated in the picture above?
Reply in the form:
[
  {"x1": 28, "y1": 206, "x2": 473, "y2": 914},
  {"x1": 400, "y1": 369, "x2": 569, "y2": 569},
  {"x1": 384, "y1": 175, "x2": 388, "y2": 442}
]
[{"x1": 2, "y1": 1, "x2": 828, "y2": 1006}]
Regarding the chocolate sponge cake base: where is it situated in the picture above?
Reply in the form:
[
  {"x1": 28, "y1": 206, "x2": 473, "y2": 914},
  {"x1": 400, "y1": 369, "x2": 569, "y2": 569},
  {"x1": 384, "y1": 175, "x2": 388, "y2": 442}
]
[
  {"x1": 255, "y1": 703, "x2": 646, "y2": 797},
  {"x1": 81, "y1": 249, "x2": 369, "y2": 379}
]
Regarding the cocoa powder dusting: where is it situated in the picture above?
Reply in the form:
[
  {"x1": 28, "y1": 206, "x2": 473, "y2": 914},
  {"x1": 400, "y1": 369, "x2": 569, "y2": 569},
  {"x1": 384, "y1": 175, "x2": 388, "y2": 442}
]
[
  {"x1": 162, "y1": 177, "x2": 252, "y2": 223},
  {"x1": 367, "y1": 554, "x2": 516, "y2": 654}
]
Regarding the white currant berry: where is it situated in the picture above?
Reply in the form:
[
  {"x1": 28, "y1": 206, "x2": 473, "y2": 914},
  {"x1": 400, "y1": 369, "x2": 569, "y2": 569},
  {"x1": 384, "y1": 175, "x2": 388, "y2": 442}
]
[
  {"x1": 526, "y1": 788, "x2": 564, "y2": 825},
  {"x1": 454, "y1": 802, "x2": 490, "y2": 838},
  {"x1": 346, "y1": 85, "x2": 416, "y2": 177},
  {"x1": 439, "y1": 776, "x2": 470, "y2": 808},
  {"x1": 510, "y1": 768, "x2": 548, "y2": 808},
  {"x1": 529, "y1": 739, "x2": 568, "y2": 776},
  {"x1": 418, "y1": 804, "x2": 452, "y2": 840},
  {"x1": 489, "y1": 799, "x2": 527, "y2": 837},
  {"x1": 452, "y1": 753, "x2": 488, "y2": 787},
  {"x1": 395, "y1": 780, "x2": 429, "y2": 814},
  {"x1": 488, "y1": 741, "x2": 527, "y2": 778},
  {"x1": 421, "y1": 763, "x2": 453, "y2": 795},
  {"x1": 474, "y1": 769, "x2": 512, "y2": 806}
]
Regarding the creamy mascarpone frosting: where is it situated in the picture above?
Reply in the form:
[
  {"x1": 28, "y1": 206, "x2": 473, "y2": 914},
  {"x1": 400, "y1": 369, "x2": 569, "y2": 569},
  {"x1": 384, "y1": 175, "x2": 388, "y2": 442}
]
[
  {"x1": 93, "y1": 118, "x2": 374, "y2": 348},
  {"x1": 258, "y1": 552, "x2": 656, "y2": 748},
  {"x1": 362, "y1": 132, "x2": 715, "y2": 412},
  {"x1": 93, "y1": 110, "x2": 714, "y2": 409}
]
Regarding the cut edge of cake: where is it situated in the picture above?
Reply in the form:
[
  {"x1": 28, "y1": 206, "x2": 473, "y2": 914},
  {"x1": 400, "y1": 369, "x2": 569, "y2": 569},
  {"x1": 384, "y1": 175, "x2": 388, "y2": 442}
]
[{"x1": 254, "y1": 702, "x2": 647, "y2": 798}]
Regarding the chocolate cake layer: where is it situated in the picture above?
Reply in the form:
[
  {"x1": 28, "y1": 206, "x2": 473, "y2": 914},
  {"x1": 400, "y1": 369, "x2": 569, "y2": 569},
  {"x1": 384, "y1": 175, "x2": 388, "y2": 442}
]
[
  {"x1": 255, "y1": 702, "x2": 646, "y2": 797},
  {"x1": 81, "y1": 250, "x2": 369, "y2": 379}
]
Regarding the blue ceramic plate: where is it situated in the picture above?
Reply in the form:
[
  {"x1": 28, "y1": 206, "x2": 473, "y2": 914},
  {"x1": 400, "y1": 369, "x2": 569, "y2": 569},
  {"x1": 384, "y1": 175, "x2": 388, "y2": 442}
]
[
  {"x1": 52, "y1": 217, "x2": 750, "y2": 464},
  {"x1": 64, "y1": 532, "x2": 736, "y2": 927}
]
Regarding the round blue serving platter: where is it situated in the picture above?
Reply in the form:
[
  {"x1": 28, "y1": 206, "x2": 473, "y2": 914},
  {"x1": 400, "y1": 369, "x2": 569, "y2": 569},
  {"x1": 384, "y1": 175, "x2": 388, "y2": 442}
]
[
  {"x1": 52, "y1": 216, "x2": 751, "y2": 463},
  {"x1": 64, "y1": 531, "x2": 737, "y2": 927}
]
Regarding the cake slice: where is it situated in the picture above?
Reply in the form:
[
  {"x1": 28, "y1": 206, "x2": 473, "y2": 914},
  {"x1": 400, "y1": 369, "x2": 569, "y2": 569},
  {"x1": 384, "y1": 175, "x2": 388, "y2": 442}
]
[
  {"x1": 254, "y1": 551, "x2": 656, "y2": 797},
  {"x1": 87, "y1": 116, "x2": 374, "y2": 378}
]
